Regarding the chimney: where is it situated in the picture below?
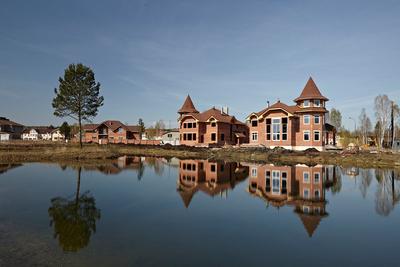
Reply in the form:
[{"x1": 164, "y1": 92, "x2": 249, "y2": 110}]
[
  {"x1": 226, "y1": 107, "x2": 229, "y2": 115},
  {"x1": 267, "y1": 101, "x2": 270, "y2": 107}
]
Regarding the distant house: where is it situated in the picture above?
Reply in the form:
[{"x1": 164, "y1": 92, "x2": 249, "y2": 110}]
[
  {"x1": 22, "y1": 127, "x2": 54, "y2": 141},
  {"x1": 0, "y1": 117, "x2": 24, "y2": 141},
  {"x1": 161, "y1": 130, "x2": 180, "y2": 145},
  {"x1": 393, "y1": 139, "x2": 400, "y2": 151},
  {"x1": 178, "y1": 95, "x2": 249, "y2": 146},
  {"x1": 83, "y1": 120, "x2": 141, "y2": 144},
  {"x1": 51, "y1": 128, "x2": 65, "y2": 141}
]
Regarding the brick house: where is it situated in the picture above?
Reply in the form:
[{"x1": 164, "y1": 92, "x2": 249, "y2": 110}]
[
  {"x1": 83, "y1": 120, "x2": 141, "y2": 144},
  {"x1": 177, "y1": 159, "x2": 249, "y2": 208},
  {"x1": 178, "y1": 95, "x2": 249, "y2": 146},
  {"x1": 246, "y1": 77, "x2": 334, "y2": 151},
  {"x1": 246, "y1": 163, "x2": 335, "y2": 237}
]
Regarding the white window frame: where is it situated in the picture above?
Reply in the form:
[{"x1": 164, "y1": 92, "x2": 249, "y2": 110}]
[
  {"x1": 272, "y1": 118, "x2": 281, "y2": 141},
  {"x1": 272, "y1": 170, "x2": 280, "y2": 194},
  {"x1": 251, "y1": 132, "x2": 258, "y2": 141},
  {"x1": 303, "y1": 189, "x2": 310, "y2": 199},
  {"x1": 303, "y1": 100, "x2": 310, "y2": 107},
  {"x1": 251, "y1": 168, "x2": 257, "y2": 177},
  {"x1": 314, "y1": 172, "x2": 320, "y2": 184},
  {"x1": 314, "y1": 189, "x2": 320, "y2": 199},
  {"x1": 303, "y1": 115, "x2": 310, "y2": 125},
  {"x1": 314, "y1": 99, "x2": 321, "y2": 107},
  {"x1": 303, "y1": 131, "x2": 310, "y2": 141},
  {"x1": 314, "y1": 130, "x2": 320, "y2": 141},
  {"x1": 314, "y1": 114, "x2": 320, "y2": 124},
  {"x1": 303, "y1": 172, "x2": 310, "y2": 183}
]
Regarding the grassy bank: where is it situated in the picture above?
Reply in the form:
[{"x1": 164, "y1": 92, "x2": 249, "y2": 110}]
[{"x1": 0, "y1": 142, "x2": 399, "y2": 169}]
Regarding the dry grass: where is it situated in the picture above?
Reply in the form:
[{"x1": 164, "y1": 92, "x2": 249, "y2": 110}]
[{"x1": 0, "y1": 141, "x2": 399, "y2": 169}]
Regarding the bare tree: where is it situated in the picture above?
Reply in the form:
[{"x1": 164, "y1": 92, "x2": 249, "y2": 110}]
[
  {"x1": 328, "y1": 108, "x2": 342, "y2": 131},
  {"x1": 374, "y1": 95, "x2": 391, "y2": 147},
  {"x1": 358, "y1": 108, "x2": 372, "y2": 145}
]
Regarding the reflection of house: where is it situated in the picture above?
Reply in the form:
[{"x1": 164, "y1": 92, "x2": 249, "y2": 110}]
[
  {"x1": 177, "y1": 160, "x2": 249, "y2": 207},
  {"x1": 246, "y1": 163, "x2": 332, "y2": 237},
  {"x1": 246, "y1": 77, "x2": 335, "y2": 151},
  {"x1": 83, "y1": 120, "x2": 141, "y2": 144},
  {"x1": 0, "y1": 117, "x2": 24, "y2": 141},
  {"x1": 178, "y1": 95, "x2": 249, "y2": 146},
  {"x1": 81, "y1": 156, "x2": 142, "y2": 175}
]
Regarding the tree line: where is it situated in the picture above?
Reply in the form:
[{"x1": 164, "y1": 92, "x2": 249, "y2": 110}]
[{"x1": 328, "y1": 95, "x2": 399, "y2": 148}]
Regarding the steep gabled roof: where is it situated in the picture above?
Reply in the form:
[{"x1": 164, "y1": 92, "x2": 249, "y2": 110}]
[
  {"x1": 294, "y1": 77, "x2": 328, "y2": 102},
  {"x1": 248, "y1": 101, "x2": 300, "y2": 120},
  {"x1": 188, "y1": 107, "x2": 246, "y2": 125},
  {"x1": 83, "y1": 121, "x2": 140, "y2": 133},
  {"x1": 178, "y1": 95, "x2": 199, "y2": 114},
  {"x1": 0, "y1": 117, "x2": 23, "y2": 127}
]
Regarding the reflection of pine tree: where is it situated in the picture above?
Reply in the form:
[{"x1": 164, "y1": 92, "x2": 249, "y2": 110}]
[
  {"x1": 48, "y1": 167, "x2": 101, "y2": 252},
  {"x1": 375, "y1": 170, "x2": 400, "y2": 216},
  {"x1": 359, "y1": 169, "x2": 372, "y2": 198},
  {"x1": 137, "y1": 161, "x2": 145, "y2": 181}
]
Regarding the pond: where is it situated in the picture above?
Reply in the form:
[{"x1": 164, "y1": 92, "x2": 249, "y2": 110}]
[{"x1": 0, "y1": 157, "x2": 399, "y2": 266}]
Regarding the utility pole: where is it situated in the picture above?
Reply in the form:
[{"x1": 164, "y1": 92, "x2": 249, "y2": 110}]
[{"x1": 390, "y1": 101, "x2": 394, "y2": 149}]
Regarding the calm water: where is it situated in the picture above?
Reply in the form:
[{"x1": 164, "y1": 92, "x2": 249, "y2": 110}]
[{"x1": 0, "y1": 157, "x2": 399, "y2": 267}]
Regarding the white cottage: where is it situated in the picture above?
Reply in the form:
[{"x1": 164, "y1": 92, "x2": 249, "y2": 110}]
[{"x1": 161, "y1": 130, "x2": 180, "y2": 146}]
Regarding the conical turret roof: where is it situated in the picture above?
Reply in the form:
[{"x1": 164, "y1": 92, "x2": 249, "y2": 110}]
[
  {"x1": 294, "y1": 77, "x2": 328, "y2": 102},
  {"x1": 178, "y1": 95, "x2": 199, "y2": 114}
]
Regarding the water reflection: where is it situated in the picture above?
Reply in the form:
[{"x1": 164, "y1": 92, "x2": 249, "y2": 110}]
[
  {"x1": 48, "y1": 167, "x2": 101, "y2": 252},
  {"x1": 177, "y1": 160, "x2": 249, "y2": 207},
  {"x1": 245, "y1": 163, "x2": 333, "y2": 237},
  {"x1": 0, "y1": 163, "x2": 23, "y2": 175}
]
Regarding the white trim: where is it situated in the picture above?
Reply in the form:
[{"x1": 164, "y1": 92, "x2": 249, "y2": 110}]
[
  {"x1": 313, "y1": 130, "x2": 321, "y2": 141},
  {"x1": 303, "y1": 115, "x2": 310, "y2": 125},
  {"x1": 251, "y1": 167, "x2": 258, "y2": 177},
  {"x1": 251, "y1": 131, "x2": 258, "y2": 142},
  {"x1": 314, "y1": 172, "x2": 320, "y2": 184},
  {"x1": 303, "y1": 130, "x2": 310, "y2": 141},
  {"x1": 303, "y1": 100, "x2": 310, "y2": 108},
  {"x1": 303, "y1": 172, "x2": 310, "y2": 183},
  {"x1": 314, "y1": 114, "x2": 320, "y2": 124}
]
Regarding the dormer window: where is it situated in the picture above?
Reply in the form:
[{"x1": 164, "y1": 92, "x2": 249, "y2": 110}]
[
  {"x1": 303, "y1": 100, "x2": 310, "y2": 107},
  {"x1": 211, "y1": 122, "x2": 216, "y2": 127},
  {"x1": 251, "y1": 120, "x2": 258, "y2": 127},
  {"x1": 314, "y1": 100, "x2": 321, "y2": 107}
]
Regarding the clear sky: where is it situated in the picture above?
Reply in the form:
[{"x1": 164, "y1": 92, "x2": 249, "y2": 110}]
[{"x1": 1, "y1": 0, "x2": 399, "y2": 129}]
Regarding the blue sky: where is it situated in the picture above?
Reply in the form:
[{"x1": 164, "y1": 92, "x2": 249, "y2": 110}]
[{"x1": 1, "y1": 0, "x2": 399, "y2": 129}]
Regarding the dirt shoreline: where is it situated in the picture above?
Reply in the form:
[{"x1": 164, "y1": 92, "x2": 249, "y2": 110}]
[{"x1": 0, "y1": 142, "x2": 399, "y2": 169}]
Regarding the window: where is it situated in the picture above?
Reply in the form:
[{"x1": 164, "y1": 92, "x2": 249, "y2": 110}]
[
  {"x1": 304, "y1": 115, "x2": 310, "y2": 125},
  {"x1": 314, "y1": 131, "x2": 320, "y2": 141},
  {"x1": 211, "y1": 133, "x2": 216, "y2": 141},
  {"x1": 251, "y1": 120, "x2": 258, "y2": 127},
  {"x1": 304, "y1": 189, "x2": 310, "y2": 199},
  {"x1": 303, "y1": 172, "x2": 310, "y2": 183},
  {"x1": 314, "y1": 172, "x2": 320, "y2": 184},
  {"x1": 211, "y1": 122, "x2": 216, "y2": 127},
  {"x1": 183, "y1": 134, "x2": 187, "y2": 141},
  {"x1": 272, "y1": 171, "x2": 280, "y2": 194},
  {"x1": 251, "y1": 168, "x2": 257, "y2": 177},
  {"x1": 282, "y1": 172, "x2": 287, "y2": 193},
  {"x1": 314, "y1": 100, "x2": 321, "y2": 107},
  {"x1": 183, "y1": 163, "x2": 186, "y2": 170},
  {"x1": 251, "y1": 132, "x2": 258, "y2": 141},
  {"x1": 282, "y1": 117, "x2": 288, "y2": 141},
  {"x1": 187, "y1": 133, "x2": 192, "y2": 141},
  {"x1": 303, "y1": 205, "x2": 310, "y2": 213},
  {"x1": 221, "y1": 133, "x2": 225, "y2": 141},
  {"x1": 265, "y1": 171, "x2": 271, "y2": 191},
  {"x1": 314, "y1": 190, "x2": 320, "y2": 199},
  {"x1": 211, "y1": 165, "x2": 216, "y2": 172},
  {"x1": 193, "y1": 133, "x2": 197, "y2": 140},
  {"x1": 304, "y1": 131, "x2": 310, "y2": 141},
  {"x1": 266, "y1": 118, "x2": 271, "y2": 140},
  {"x1": 303, "y1": 100, "x2": 310, "y2": 107},
  {"x1": 188, "y1": 123, "x2": 192, "y2": 128},
  {"x1": 272, "y1": 118, "x2": 280, "y2": 141},
  {"x1": 193, "y1": 123, "x2": 196, "y2": 128},
  {"x1": 220, "y1": 165, "x2": 224, "y2": 172},
  {"x1": 184, "y1": 123, "x2": 187, "y2": 128},
  {"x1": 314, "y1": 115, "x2": 320, "y2": 124},
  {"x1": 118, "y1": 127, "x2": 124, "y2": 133}
]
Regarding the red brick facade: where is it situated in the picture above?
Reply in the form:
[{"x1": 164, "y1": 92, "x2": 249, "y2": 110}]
[
  {"x1": 246, "y1": 77, "x2": 334, "y2": 151},
  {"x1": 178, "y1": 96, "x2": 249, "y2": 146},
  {"x1": 83, "y1": 120, "x2": 141, "y2": 144}
]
